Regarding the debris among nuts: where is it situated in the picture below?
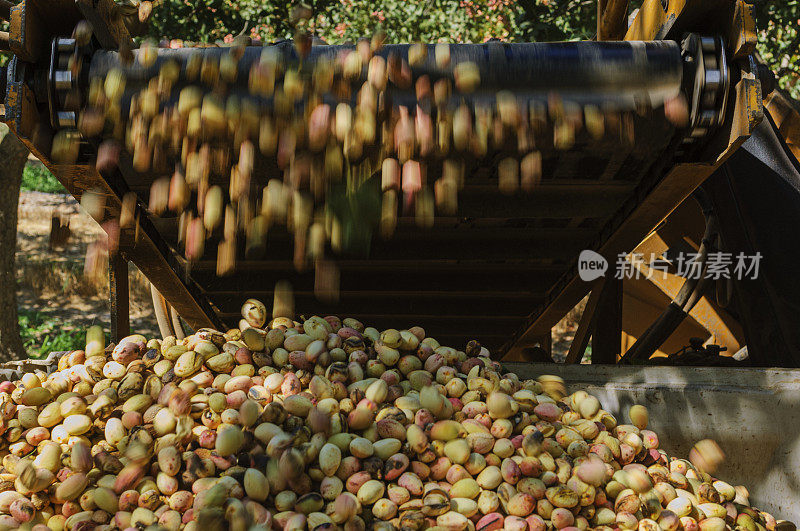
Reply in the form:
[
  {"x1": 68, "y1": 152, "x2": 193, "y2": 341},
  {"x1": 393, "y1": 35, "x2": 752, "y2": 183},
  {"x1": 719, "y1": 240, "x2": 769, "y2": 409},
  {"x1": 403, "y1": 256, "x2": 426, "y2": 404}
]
[{"x1": 0, "y1": 299, "x2": 793, "y2": 530}]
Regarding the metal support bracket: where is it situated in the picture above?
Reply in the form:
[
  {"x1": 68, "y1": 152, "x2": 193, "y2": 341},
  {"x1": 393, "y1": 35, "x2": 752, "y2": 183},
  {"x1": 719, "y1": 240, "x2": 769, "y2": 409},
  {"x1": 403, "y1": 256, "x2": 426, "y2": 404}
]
[
  {"x1": 564, "y1": 279, "x2": 605, "y2": 364},
  {"x1": 564, "y1": 274, "x2": 622, "y2": 364},
  {"x1": 593, "y1": 275, "x2": 623, "y2": 363}
]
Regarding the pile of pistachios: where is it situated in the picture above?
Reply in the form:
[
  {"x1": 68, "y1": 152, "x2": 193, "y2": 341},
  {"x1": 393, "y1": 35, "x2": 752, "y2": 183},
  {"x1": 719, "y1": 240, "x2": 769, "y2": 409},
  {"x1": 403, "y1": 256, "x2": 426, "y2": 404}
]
[{"x1": 0, "y1": 298, "x2": 793, "y2": 530}]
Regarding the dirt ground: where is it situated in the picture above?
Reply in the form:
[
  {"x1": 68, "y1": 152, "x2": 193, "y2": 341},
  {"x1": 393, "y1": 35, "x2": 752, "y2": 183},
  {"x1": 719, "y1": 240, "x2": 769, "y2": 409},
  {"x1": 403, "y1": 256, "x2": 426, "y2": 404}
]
[{"x1": 16, "y1": 190, "x2": 159, "y2": 339}]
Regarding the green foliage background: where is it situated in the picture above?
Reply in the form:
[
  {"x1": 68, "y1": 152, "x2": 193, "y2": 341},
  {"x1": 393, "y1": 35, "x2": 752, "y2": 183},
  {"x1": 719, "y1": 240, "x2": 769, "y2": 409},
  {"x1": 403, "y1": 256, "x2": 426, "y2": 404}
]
[
  {"x1": 21, "y1": 165, "x2": 66, "y2": 194},
  {"x1": 753, "y1": 0, "x2": 800, "y2": 97},
  {"x1": 145, "y1": 0, "x2": 799, "y2": 97},
  {"x1": 18, "y1": 310, "x2": 84, "y2": 358}
]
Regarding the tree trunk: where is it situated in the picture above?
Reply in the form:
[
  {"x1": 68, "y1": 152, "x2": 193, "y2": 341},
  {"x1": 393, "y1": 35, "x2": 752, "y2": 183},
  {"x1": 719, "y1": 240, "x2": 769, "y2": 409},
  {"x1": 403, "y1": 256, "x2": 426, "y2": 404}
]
[{"x1": 0, "y1": 126, "x2": 30, "y2": 361}]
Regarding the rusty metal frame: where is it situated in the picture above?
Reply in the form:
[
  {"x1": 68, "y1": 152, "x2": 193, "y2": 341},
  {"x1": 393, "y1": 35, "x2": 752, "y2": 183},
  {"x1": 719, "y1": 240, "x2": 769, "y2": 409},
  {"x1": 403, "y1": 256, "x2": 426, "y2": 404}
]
[
  {"x1": 2, "y1": 0, "x2": 223, "y2": 333},
  {"x1": 597, "y1": 0, "x2": 630, "y2": 41},
  {"x1": 501, "y1": 0, "x2": 763, "y2": 359},
  {"x1": 626, "y1": 0, "x2": 757, "y2": 60},
  {"x1": 8, "y1": 0, "x2": 82, "y2": 63},
  {"x1": 74, "y1": 0, "x2": 134, "y2": 50}
]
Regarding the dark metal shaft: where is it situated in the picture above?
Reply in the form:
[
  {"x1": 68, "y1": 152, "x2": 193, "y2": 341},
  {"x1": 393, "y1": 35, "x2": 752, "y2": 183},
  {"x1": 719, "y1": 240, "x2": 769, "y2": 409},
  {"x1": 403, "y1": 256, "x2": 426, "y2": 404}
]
[{"x1": 88, "y1": 40, "x2": 683, "y2": 109}]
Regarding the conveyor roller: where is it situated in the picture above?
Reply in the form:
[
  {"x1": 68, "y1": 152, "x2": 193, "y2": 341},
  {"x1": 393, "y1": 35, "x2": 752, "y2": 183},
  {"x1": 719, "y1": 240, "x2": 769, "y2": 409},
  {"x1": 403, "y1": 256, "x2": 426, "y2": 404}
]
[{"x1": 83, "y1": 40, "x2": 685, "y2": 108}]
